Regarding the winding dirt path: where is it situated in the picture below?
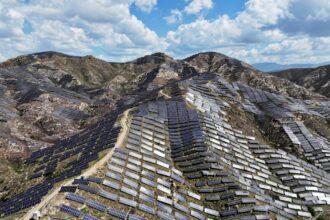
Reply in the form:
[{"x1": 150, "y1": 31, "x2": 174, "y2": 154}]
[
  {"x1": 159, "y1": 89, "x2": 171, "y2": 99},
  {"x1": 22, "y1": 109, "x2": 130, "y2": 220}
]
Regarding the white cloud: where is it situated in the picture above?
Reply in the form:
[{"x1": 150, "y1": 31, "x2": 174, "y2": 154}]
[
  {"x1": 133, "y1": 0, "x2": 157, "y2": 13},
  {"x1": 0, "y1": 1, "x2": 25, "y2": 38},
  {"x1": 184, "y1": 0, "x2": 213, "y2": 15},
  {"x1": 237, "y1": 0, "x2": 291, "y2": 28},
  {"x1": 164, "y1": 9, "x2": 183, "y2": 24},
  {"x1": 165, "y1": 0, "x2": 330, "y2": 64},
  {"x1": 167, "y1": 15, "x2": 241, "y2": 51},
  {"x1": 0, "y1": 0, "x2": 329, "y2": 64},
  {"x1": 0, "y1": 0, "x2": 165, "y2": 62}
]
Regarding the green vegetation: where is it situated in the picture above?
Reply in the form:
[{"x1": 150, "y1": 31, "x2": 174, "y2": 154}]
[
  {"x1": 17, "y1": 109, "x2": 24, "y2": 117},
  {"x1": 308, "y1": 206, "x2": 316, "y2": 216},
  {"x1": 79, "y1": 119, "x2": 87, "y2": 127},
  {"x1": 317, "y1": 214, "x2": 327, "y2": 220}
]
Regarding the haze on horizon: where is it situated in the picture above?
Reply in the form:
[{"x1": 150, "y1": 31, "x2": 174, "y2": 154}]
[{"x1": 0, "y1": 0, "x2": 330, "y2": 65}]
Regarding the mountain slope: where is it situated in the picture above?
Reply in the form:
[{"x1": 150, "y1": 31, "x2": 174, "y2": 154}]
[
  {"x1": 274, "y1": 65, "x2": 330, "y2": 97},
  {"x1": 0, "y1": 52, "x2": 198, "y2": 161},
  {"x1": 1, "y1": 52, "x2": 330, "y2": 219},
  {"x1": 0, "y1": 51, "x2": 194, "y2": 93},
  {"x1": 253, "y1": 62, "x2": 330, "y2": 72},
  {"x1": 184, "y1": 52, "x2": 323, "y2": 99},
  {"x1": 0, "y1": 51, "x2": 324, "y2": 162},
  {"x1": 2, "y1": 51, "x2": 321, "y2": 99},
  {"x1": 2, "y1": 72, "x2": 330, "y2": 219}
]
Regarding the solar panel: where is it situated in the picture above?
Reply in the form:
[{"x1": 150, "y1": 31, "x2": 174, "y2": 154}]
[
  {"x1": 174, "y1": 211, "x2": 190, "y2": 220},
  {"x1": 125, "y1": 171, "x2": 140, "y2": 180},
  {"x1": 128, "y1": 157, "x2": 142, "y2": 166},
  {"x1": 157, "y1": 170, "x2": 171, "y2": 177},
  {"x1": 157, "y1": 202, "x2": 173, "y2": 213},
  {"x1": 139, "y1": 186, "x2": 154, "y2": 196},
  {"x1": 128, "y1": 214, "x2": 146, "y2": 220},
  {"x1": 190, "y1": 210, "x2": 205, "y2": 220},
  {"x1": 60, "y1": 204, "x2": 81, "y2": 217},
  {"x1": 99, "y1": 190, "x2": 118, "y2": 201},
  {"x1": 87, "y1": 176, "x2": 103, "y2": 184},
  {"x1": 138, "y1": 203, "x2": 156, "y2": 215},
  {"x1": 157, "y1": 195, "x2": 173, "y2": 205},
  {"x1": 78, "y1": 184, "x2": 98, "y2": 194},
  {"x1": 204, "y1": 208, "x2": 219, "y2": 217},
  {"x1": 157, "y1": 178, "x2": 171, "y2": 188},
  {"x1": 66, "y1": 193, "x2": 86, "y2": 204},
  {"x1": 139, "y1": 193, "x2": 155, "y2": 204},
  {"x1": 113, "y1": 152, "x2": 127, "y2": 160},
  {"x1": 111, "y1": 158, "x2": 126, "y2": 167},
  {"x1": 102, "y1": 179, "x2": 120, "y2": 190},
  {"x1": 174, "y1": 202, "x2": 189, "y2": 213},
  {"x1": 127, "y1": 163, "x2": 141, "y2": 173},
  {"x1": 123, "y1": 178, "x2": 139, "y2": 189},
  {"x1": 60, "y1": 186, "x2": 77, "y2": 193},
  {"x1": 157, "y1": 210, "x2": 174, "y2": 220},
  {"x1": 188, "y1": 202, "x2": 203, "y2": 211},
  {"x1": 83, "y1": 214, "x2": 99, "y2": 220},
  {"x1": 108, "y1": 208, "x2": 127, "y2": 219},
  {"x1": 141, "y1": 170, "x2": 155, "y2": 180},
  {"x1": 86, "y1": 200, "x2": 107, "y2": 212},
  {"x1": 141, "y1": 178, "x2": 156, "y2": 188},
  {"x1": 121, "y1": 186, "x2": 138, "y2": 197},
  {"x1": 119, "y1": 197, "x2": 138, "y2": 207},
  {"x1": 106, "y1": 172, "x2": 122, "y2": 181}
]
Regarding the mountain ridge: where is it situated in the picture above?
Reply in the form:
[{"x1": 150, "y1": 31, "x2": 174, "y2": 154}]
[
  {"x1": 1, "y1": 51, "x2": 330, "y2": 219},
  {"x1": 253, "y1": 62, "x2": 330, "y2": 72},
  {"x1": 0, "y1": 50, "x2": 325, "y2": 162},
  {"x1": 1, "y1": 51, "x2": 325, "y2": 99},
  {"x1": 273, "y1": 64, "x2": 330, "y2": 97}
]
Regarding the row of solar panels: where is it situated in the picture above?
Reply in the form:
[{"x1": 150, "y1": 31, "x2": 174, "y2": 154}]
[{"x1": 0, "y1": 114, "x2": 121, "y2": 216}]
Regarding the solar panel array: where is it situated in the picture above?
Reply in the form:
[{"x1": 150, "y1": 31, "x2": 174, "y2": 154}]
[
  {"x1": 0, "y1": 111, "x2": 121, "y2": 217},
  {"x1": 184, "y1": 85, "x2": 330, "y2": 218},
  {"x1": 54, "y1": 106, "x2": 90, "y2": 121},
  {"x1": 190, "y1": 74, "x2": 239, "y2": 100},
  {"x1": 0, "y1": 182, "x2": 52, "y2": 216},
  {"x1": 33, "y1": 90, "x2": 330, "y2": 219},
  {"x1": 236, "y1": 84, "x2": 296, "y2": 119},
  {"x1": 192, "y1": 75, "x2": 330, "y2": 177},
  {"x1": 54, "y1": 101, "x2": 221, "y2": 220},
  {"x1": 4, "y1": 73, "x2": 330, "y2": 219},
  {"x1": 282, "y1": 121, "x2": 330, "y2": 172}
]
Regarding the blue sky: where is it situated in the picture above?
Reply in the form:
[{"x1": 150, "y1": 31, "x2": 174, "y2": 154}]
[
  {"x1": 131, "y1": 0, "x2": 246, "y2": 37},
  {"x1": 0, "y1": 0, "x2": 330, "y2": 64}
]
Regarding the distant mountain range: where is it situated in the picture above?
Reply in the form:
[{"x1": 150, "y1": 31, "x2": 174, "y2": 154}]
[{"x1": 253, "y1": 62, "x2": 330, "y2": 72}]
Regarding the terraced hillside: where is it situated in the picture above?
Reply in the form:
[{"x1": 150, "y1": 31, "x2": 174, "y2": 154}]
[
  {"x1": 0, "y1": 51, "x2": 322, "y2": 162},
  {"x1": 1, "y1": 71, "x2": 330, "y2": 220},
  {"x1": 274, "y1": 65, "x2": 330, "y2": 98}
]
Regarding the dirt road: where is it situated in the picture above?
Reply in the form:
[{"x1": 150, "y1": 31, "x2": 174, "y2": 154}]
[
  {"x1": 159, "y1": 89, "x2": 171, "y2": 99},
  {"x1": 22, "y1": 109, "x2": 130, "y2": 220}
]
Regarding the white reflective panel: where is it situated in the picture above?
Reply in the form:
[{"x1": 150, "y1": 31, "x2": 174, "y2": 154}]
[
  {"x1": 157, "y1": 184, "x2": 171, "y2": 195},
  {"x1": 142, "y1": 163, "x2": 156, "y2": 172},
  {"x1": 141, "y1": 144, "x2": 153, "y2": 152},
  {"x1": 154, "y1": 150, "x2": 166, "y2": 158},
  {"x1": 187, "y1": 191, "x2": 201, "y2": 200},
  {"x1": 129, "y1": 151, "x2": 142, "y2": 159}
]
